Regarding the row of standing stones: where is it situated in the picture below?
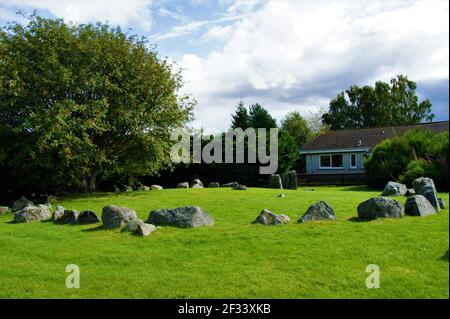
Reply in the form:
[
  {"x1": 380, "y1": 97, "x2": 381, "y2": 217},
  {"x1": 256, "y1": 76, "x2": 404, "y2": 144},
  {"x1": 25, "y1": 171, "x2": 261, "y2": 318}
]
[{"x1": 0, "y1": 176, "x2": 445, "y2": 235}]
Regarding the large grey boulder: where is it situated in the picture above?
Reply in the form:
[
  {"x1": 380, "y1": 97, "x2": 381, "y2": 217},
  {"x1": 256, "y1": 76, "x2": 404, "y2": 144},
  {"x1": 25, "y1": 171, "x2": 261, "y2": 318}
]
[
  {"x1": 12, "y1": 196, "x2": 34, "y2": 212},
  {"x1": 222, "y1": 182, "x2": 238, "y2": 188},
  {"x1": 123, "y1": 185, "x2": 133, "y2": 192},
  {"x1": 406, "y1": 188, "x2": 416, "y2": 196},
  {"x1": 137, "y1": 185, "x2": 150, "y2": 191},
  {"x1": 254, "y1": 209, "x2": 290, "y2": 225},
  {"x1": 405, "y1": 195, "x2": 436, "y2": 217},
  {"x1": 151, "y1": 185, "x2": 163, "y2": 190},
  {"x1": 125, "y1": 219, "x2": 157, "y2": 237},
  {"x1": 438, "y1": 198, "x2": 445, "y2": 209},
  {"x1": 413, "y1": 177, "x2": 440, "y2": 212},
  {"x1": 357, "y1": 197, "x2": 404, "y2": 220},
  {"x1": 14, "y1": 205, "x2": 50, "y2": 223},
  {"x1": 299, "y1": 200, "x2": 336, "y2": 223},
  {"x1": 177, "y1": 182, "x2": 189, "y2": 188},
  {"x1": 282, "y1": 170, "x2": 298, "y2": 190},
  {"x1": 268, "y1": 174, "x2": 283, "y2": 189},
  {"x1": 0, "y1": 206, "x2": 11, "y2": 214},
  {"x1": 233, "y1": 184, "x2": 247, "y2": 190},
  {"x1": 207, "y1": 182, "x2": 220, "y2": 188},
  {"x1": 78, "y1": 210, "x2": 100, "y2": 224},
  {"x1": 381, "y1": 181, "x2": 407, "y2": 196},
  {"x1": 147, "y1": 206, "x2": 214, "y2": 228},
  {"x1": 191, "y1": 179, "x2": 204, "y2": 188},
  {"x1": 102, "y1": 205, "x2": 138, "y2": 229}
]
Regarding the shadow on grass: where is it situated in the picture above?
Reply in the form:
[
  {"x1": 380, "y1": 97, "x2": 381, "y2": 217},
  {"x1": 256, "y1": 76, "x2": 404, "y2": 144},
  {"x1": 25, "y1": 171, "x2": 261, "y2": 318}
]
[
  {"x1": 339, "y1": 186, "x2": 379, "y2": 192},
  {"x1": 441, "y1": 249, "x2": 449, "y2": 262},
  {"x1": 81, "y1": 225, "x2": 105, "y2": 232},
  {"x1": 347, "y1": 217, "x2": 372, "y2": 223}
]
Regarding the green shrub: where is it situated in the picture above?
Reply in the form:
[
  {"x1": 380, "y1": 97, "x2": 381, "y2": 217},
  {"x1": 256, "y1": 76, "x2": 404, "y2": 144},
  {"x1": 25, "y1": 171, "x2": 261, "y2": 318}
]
[{"x1": 365, "y1": 128, "x2": 449, "y2": 190}]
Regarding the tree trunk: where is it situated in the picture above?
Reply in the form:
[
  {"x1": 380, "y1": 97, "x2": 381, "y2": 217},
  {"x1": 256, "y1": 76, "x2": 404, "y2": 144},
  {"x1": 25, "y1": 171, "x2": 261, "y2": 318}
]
[{"x1": 88, "y1": 171, "x2": 98, "y2": 192}]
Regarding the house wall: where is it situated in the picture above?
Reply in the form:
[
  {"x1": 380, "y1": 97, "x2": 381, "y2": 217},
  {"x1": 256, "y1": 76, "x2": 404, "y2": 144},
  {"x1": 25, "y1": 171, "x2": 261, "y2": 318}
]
[{"x1": 305, "y1": 151, "x2": 367, "y2": 174}]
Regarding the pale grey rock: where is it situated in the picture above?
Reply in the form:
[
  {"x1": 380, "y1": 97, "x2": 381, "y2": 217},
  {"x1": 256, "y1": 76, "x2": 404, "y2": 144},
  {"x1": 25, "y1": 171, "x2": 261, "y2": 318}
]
[
  {"x1": 381, "y1": 181, "x2": 407, "y2": 196},
  {"x1": 14, "y1": 205, "x2": 50, "y2": 223},
  {"x1": 299, "y1": 200, "x2": 336, "y2": 223},
  {"x1": 151, "y1": 185, "x2": 163, "y2": 190},
  {"x1": 254, "y1": 209, "x2": 290, "y2": 225},
  {"x1": 102, "y1": 205, "x2": 138, "y2": 229},
  {"x1": 177, "y1": 182, "x2": 189, "y2": 188},
  {"x1": 0, "y1": 206, "x2": 11, "y2": 214}
]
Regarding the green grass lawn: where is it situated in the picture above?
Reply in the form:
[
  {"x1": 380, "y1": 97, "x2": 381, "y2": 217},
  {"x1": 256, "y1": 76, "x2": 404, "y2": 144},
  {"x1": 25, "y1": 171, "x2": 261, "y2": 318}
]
[{"x1": 0, "y1": 186, "x2": 448, "y2": 298}]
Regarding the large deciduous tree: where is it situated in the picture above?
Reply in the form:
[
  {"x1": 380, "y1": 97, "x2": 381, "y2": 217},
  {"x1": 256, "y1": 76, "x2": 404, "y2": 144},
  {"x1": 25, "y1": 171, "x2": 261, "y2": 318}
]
[
  {"x1": 322, "y1": 75, "x2": 434, "y2": 130},
  {"x1": 0, "y1": 16, "x2": 193, "y2": 193}
]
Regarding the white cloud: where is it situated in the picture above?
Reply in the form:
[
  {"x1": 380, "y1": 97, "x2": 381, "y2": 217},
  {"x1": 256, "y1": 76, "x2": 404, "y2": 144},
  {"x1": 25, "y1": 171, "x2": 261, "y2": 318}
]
[
  {"x1": 3, "y1": 0, "x2": 154, "y2": 30},
  {"x1": 179, "y1": 0, "x2": 449, "y2": 130}
]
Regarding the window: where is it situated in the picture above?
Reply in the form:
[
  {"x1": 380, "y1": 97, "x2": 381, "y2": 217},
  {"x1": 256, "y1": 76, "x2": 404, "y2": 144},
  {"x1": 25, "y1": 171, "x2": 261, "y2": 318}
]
[
  {"x1": 350, "y1": 154, "x2": 357, "y2": 169},
  {"x1": 319, "y1": 154, "x2": 343, "y2": 169},
  {"x1": 320, "y1": 155, "x2": 331, "y2": 167}
]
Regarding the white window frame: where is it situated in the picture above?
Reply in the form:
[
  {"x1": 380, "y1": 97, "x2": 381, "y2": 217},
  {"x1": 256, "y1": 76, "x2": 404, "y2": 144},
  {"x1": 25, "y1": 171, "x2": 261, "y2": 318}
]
[
  {"x1": 350, "y1": 153, "x2": 357, "y2": 169},
  {"x1": 319, "y1": 154, "x2": 343, "y2": 169}
]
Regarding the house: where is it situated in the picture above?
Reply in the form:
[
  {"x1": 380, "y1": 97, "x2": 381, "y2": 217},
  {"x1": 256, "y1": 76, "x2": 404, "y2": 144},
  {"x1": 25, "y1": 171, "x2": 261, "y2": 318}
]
[{"x1": 299, "y1": 121, "x2": 449, "y2": 185}]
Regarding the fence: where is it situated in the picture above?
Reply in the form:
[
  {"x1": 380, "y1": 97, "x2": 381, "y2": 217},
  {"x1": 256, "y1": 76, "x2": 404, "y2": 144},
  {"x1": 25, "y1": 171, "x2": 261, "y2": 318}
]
[{"x1": 298, "y1": 173, "x2": 366, "y2": 186}]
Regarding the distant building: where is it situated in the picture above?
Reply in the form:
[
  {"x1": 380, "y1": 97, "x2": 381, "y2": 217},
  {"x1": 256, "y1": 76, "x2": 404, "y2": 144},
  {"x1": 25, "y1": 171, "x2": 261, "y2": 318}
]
[{"x1": 299, "y1": 121, "x2": 449, "y2": 184}]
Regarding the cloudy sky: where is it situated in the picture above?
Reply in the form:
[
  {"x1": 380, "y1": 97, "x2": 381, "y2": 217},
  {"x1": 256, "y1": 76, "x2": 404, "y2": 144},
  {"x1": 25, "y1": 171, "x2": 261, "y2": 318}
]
[{"x1": 1, "y1": 0, "x2": 448, "y2": 130}]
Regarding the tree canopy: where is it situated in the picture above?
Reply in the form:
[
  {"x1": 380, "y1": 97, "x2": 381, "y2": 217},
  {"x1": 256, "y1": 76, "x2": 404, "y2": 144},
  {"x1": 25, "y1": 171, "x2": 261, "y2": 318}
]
[
  {"x1": 322, "y1": 75, "x2": 435, "y2": 130},
  {"x1": 0, "y1": 16, "x2": 193, "y2": 193}
]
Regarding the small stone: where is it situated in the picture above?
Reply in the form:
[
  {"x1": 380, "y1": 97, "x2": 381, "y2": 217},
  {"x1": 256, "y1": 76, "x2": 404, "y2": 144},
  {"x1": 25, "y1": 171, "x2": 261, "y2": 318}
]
[
  {"x1": 381, "y1": 181, "x2": 407, "y2": 196},
  {"x1": 207, "y1": 182, "x2": 220, "y2": 188},
  {"x1": 233, "y1": 184, "x2": 247, "y2": 190},
  {"x1": 254, "y1": 209, "x2": 290, "y2": 225},
  {"x1": 299, "y1": 200, "x2": 336, "y2": 223},
  {"x1": 52, "y1": 205, "x2": 65, "y2": 222},
  {"x1": 267, "y1": 174, "x2": 283, "y2": 189},
  {"x1": 222, "y1": 182, "x2": 239, "y2": 188},
  {"x1": 12, "y1": 196, "x2": 34, "y2": 212},
  {"x1": 191, "y1": 179, "x2": 204, "y2": 188},
  {"x1": 0, "y1": 206, "x2": 11, "y2": 214},
  {"x1": 78, "y1": 210, "x2": 100, "y2": 224}
]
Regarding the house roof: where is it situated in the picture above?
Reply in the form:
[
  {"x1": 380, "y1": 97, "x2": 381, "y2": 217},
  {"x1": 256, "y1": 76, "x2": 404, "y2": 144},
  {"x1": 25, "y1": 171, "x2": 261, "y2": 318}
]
[{"x1": 300, "y1": 121, "x2": 449, "y2": 153}]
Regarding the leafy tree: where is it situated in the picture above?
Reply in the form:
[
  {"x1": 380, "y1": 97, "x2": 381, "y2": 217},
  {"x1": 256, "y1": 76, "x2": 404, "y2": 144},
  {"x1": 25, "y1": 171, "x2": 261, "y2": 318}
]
[
  {"x1": 231, "y1": 101, "x2": 250, "y2": 129},
  {"x1": 249, "y1": 103, "x2": 277, "y2": 128},
  {"x1": 364, "y1": 129, "x2": 448, "y2": 190},
  {"x1": 0, "y1": 16, "x2": 193, "y2": 193},
  {"x1": 322, "y1": 75, "x2": 435, "y2": 130},
  {"x1": 281, "y1": 111, "x2": 313, "y2": 148},
  {"x1": 277, "y1": 129, "x2": 299, "y2": 173}
]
